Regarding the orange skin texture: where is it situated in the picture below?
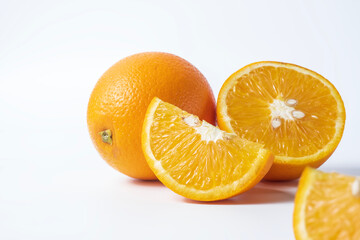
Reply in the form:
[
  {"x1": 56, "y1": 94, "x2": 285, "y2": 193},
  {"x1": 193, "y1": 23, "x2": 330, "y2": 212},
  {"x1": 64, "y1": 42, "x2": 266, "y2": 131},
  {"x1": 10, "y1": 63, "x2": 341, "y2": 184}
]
[{"x1": 87, "y1": 52, "x2": 216, "y2": 180}]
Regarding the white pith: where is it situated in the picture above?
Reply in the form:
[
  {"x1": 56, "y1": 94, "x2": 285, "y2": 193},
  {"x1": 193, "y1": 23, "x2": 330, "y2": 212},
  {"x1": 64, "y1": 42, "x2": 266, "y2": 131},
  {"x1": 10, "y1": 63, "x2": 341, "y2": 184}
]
[
  {"x1": 183, "y1": 115, "x2": 224, "y2": 142},
  {"x1": 183, "y1": 115, "x2": 199, "y2": 127},
  {"x1": 269, "y1": 99, "x2": 306, "y2": 128},
  {"x1": 270, "y1": 99, "x2": 296, "y2": 120},
  {"x1": 352, "y1": 178, "x2": 360, "y2": 197}
]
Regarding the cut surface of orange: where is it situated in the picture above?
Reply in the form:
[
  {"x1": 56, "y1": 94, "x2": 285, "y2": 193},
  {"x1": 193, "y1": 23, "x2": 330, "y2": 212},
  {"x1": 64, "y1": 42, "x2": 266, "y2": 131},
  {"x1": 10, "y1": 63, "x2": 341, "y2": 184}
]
[
  {"x1": 142, "y1": 97, "x2": 274, "y2": 201},
  {"x1": 293, "y1": 167, "x2": 360, "y2": 240},
  {"x1": 217, "y1": 62, "x2": 346, "y2": 181}
]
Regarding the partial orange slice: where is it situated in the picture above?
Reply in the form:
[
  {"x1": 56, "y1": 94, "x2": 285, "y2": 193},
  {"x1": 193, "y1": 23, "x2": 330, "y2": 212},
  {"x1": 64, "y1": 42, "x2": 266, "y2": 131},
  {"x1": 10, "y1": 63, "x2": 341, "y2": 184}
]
[
  {"x1": 217, "y1": 62, "x2": 346, "y2": 181},
  {"x1": 294, "y1": 167, "x2": 360, "y2": 239},
  {"x1": 142, "y1": 97, "x2": 273, "y2": 201}
]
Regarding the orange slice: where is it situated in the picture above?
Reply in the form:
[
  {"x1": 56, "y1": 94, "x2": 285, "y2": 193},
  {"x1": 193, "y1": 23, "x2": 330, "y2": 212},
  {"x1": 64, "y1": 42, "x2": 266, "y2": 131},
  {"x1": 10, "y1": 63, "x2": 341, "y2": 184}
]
[
  {"x1": 217, "y1": 62, "x2": 346, "y2": 181},
  {"x1": 294, "y1": 167, "x2": 360, "y2": 239},
  {"x1": 142, "y1": 97, "x2": 273, "y2": 201}
]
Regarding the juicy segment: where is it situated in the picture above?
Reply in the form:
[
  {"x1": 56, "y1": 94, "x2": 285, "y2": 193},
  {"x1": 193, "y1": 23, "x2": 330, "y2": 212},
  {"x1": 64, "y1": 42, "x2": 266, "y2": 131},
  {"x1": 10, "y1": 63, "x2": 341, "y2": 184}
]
[
  {"x1": 294, "y1": 168, "x2": 360, "y2": 240},
  {"x1": 151, "y1": 105, "x2": 261, "y2": 190},
  {"x1": 142, "y1": 98, "x2": 273, "y2": 201}
]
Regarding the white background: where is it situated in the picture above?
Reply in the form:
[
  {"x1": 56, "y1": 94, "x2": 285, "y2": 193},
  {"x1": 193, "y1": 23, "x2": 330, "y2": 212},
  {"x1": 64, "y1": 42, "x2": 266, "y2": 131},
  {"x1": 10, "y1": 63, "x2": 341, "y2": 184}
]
[{"x1": 1, "y1": 0, "x2": 359, "y2": 239}]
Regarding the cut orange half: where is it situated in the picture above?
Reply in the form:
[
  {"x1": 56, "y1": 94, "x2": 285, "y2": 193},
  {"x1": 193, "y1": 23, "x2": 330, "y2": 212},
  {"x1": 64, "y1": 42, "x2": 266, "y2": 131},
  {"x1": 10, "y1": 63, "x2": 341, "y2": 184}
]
[
  {"x1": 217, "y1": 62, "x2": 346, "y2": 181},
  {"x1": 294, "y1": 167, "x2": 360, "y2": 240},
  {"x1": 142, "y1": 97, "x2": 274, "y2": 201}
]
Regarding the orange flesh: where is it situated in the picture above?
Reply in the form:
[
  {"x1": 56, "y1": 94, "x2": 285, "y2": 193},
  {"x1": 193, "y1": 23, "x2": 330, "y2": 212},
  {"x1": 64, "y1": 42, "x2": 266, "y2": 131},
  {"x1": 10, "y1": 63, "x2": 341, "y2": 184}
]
[
  {"x1": 295, "y1": 168, "x2": 360, "y2": 239},
  {"x1": 225, "y1": 66, "x2": 338, "y2": 158},
  {"x1": 149, "y1": 101, "x2": 268, "y2": 191}
]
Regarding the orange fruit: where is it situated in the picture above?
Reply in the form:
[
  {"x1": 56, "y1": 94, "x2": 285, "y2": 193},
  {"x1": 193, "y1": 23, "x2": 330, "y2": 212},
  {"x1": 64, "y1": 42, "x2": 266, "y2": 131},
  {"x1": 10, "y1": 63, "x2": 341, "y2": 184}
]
[
  {"x1": 293, "y1": 167, "x2": 360, "y2": 239},
  {"x1": 87, "y1": 52, "x2": 216, "y2": 180},
  {"x1": 142, "y1": 97, "x2": 273, "y2": 201},
  {"x1": 217, "y1": 61, "x2": 346, "y2": 181}
]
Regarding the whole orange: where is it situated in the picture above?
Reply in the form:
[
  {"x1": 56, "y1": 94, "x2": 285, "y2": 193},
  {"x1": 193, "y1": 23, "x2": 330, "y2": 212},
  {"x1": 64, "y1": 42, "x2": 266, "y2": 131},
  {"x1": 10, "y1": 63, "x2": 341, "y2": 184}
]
[{"x1": 87, "y1": 52, "x2": 216, "y2": 180}]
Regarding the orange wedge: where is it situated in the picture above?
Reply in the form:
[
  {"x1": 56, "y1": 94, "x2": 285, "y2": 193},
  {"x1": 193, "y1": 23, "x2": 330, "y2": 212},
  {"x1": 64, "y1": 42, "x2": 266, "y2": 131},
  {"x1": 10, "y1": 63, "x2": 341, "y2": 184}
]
[
  {"x1": 294, "y1": 167, "x2": 360, "y2": 239},
  {"x1": 217, "y1": 62, "x2": 346, "y2": 181},
  {"x1": 142, "y1": 97, "x2": 274, "y2": 201}
]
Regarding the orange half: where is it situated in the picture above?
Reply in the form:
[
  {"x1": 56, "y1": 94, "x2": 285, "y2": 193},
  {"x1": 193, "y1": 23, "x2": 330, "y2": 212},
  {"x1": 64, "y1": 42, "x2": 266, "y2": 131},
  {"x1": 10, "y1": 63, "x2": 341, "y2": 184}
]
[
  {"x1": 217, "y1": 62, "x2": 346, "y2": 180},
  {"x1": 142, "y1": 98, "x2": 273, "y2": 201}
]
